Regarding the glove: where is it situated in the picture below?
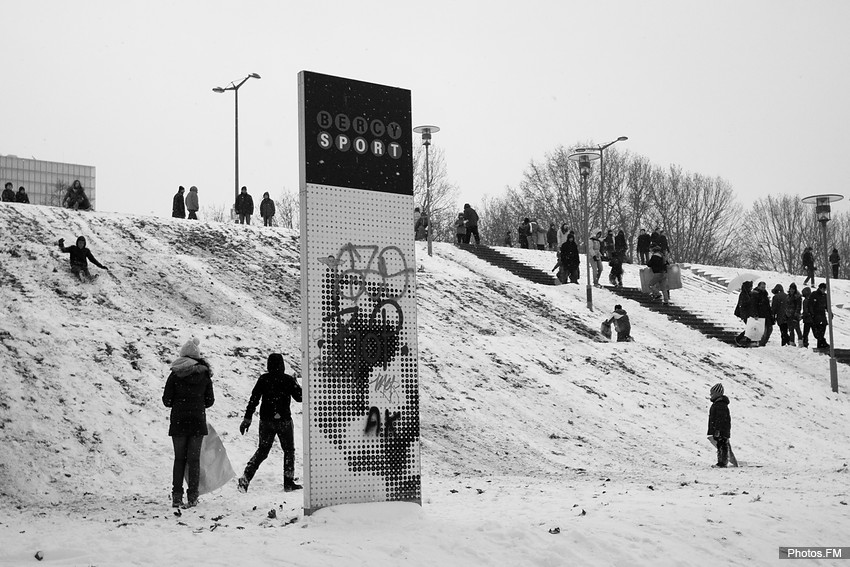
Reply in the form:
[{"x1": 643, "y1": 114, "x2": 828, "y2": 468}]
[
  {"x1": 103, "y1": 266, "x2": 109, "y2": 271},
  {"x1": 239, "y1": 418, "x2": 251, "y2": 435},
  {"x1": 58, "y1": 238, "x2": 64, "y2": 246}
]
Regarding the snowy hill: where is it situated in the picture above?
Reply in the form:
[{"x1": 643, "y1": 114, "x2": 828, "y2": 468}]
[{"x1": 1, "y1": 203, "x2": 849, "y2": 567}]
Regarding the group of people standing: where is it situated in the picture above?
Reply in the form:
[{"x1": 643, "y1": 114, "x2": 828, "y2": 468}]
[
  {"x1": 734, "y1": 280, "x2": 831, "y2": 349},
  {"x1": 413, "y1": 203, "x2": 480, "y2": 245},
  {"x1": 170, "y1": 185, "x2": 277, "y2": 226},
  {"x1": 2, "y1": 180, "x2": 93, "y2": 209}
]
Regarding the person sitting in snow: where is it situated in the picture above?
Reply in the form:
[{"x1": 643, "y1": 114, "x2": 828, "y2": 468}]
[
  {"x1": 706, "y1": 383, "x2": 737, "y2": 468},
  {"x1": 57, "y1": 236, "x2": 108, "y2": 282},
  {"x1": 237, "y1": 353, "x2": 303, "y2": 493},
  {"x1": 605, "y1": 304, "x2": 632, "y2": 342},
  {"x1": 162, "y1": 337, "x2": 215, "y2": 508}
]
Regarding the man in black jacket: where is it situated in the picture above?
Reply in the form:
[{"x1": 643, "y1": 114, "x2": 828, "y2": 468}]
[
  {"x1": 57, "y1": 236, "x2": 108, "y2": 282},
  {"x1": 237, "y1": 353, "x2": 303, "y2": 492},
  {"x1": 810, "y1": 283, "x2": 830, "y2": 349},
  {"x1": 172, "y1": 186, "x2": 186, "y2": 218},
  {"x1": 750, "y1": 281, "x2": 773, "y2": 346},
  {"x1": 636, "y1": 229, "x2": 651, "y2": 264},
  {"x1": 235, "y1": 186, "x2": 254, "y2": 225}
]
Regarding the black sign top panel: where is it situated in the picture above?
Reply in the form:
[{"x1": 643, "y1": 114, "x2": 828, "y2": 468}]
[{"x1": 301, "y1": 71, "x2": 413, "y2": 196}]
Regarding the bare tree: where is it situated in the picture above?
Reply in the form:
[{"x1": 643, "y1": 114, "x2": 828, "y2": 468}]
[
  {"x1": 739, "y1": 194, "x2": 819, "y2": 273},
  {"x1": 200, "y1": 202, "x2": 229, "y2": 223},
  {"x1": 413, "y1": 143, "x2": 459, "y2": 242},
  {"x1": 274, "y1": 189, "x2": 300, "y2": 230}
]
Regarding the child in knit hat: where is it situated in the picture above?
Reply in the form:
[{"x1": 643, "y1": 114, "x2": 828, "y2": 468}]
[{"x1": 706, "y1": 383, "x2": 737, "y2": 467}]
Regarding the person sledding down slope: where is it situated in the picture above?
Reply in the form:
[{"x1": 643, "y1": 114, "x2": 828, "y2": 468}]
[
  {"x1": 57, "y1": 236, "x2": 108, "y2": 282},
  {"x1": 603, "y1": 304, "x2": 633, "y2": 342}
]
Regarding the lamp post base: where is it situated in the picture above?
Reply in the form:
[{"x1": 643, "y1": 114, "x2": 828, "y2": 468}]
[{"x1": 586, "y1": 284, "x2": 593, "y2": 312}]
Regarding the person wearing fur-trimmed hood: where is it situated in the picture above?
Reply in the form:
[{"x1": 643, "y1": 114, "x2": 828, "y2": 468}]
[
  {"x1": 706, "y1": 383, "x2": 737, "y2": 467},
  {"x1": 162, "y1": 337, "x2": 215, "y2": 508},
  {"x1": 237, "y1": 353, "x2": 303, "y2": 493}
]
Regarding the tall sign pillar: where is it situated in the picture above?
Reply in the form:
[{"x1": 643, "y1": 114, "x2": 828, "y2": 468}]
[{"x1": 298, "y1": 71, "x2": 420, "y2": 514}]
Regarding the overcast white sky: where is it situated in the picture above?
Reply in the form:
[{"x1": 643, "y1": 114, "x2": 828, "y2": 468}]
[{"x1": 4, "y1": 0, "x2": 850, "y2": 217}]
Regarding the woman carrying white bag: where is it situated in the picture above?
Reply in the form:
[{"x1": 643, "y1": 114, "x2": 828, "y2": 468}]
[{"x1": 748, "y1": 281, "x2": 775, "y2": 347}]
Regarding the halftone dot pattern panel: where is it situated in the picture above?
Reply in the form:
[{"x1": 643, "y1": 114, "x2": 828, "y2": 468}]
[{"x1": 302, "y1": 183, "x2": 420, "y2": 513}]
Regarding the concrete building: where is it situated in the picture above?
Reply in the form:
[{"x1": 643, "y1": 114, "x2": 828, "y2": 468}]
[{"x1": 0, "y1": 155, "x2": 96, "y2": 209}]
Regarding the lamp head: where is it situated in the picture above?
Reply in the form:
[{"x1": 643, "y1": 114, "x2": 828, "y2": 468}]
[
  {"x1": 578, "y1": 155, "x2": 592, "y2": 178},
  {"x1": 617, "y1": 136, "x2": 629, "y2": 142},
  {"x1": 249, "y1": 73, "x2": 261, "y2": 79},
  {"x1": 212, "y1": 87, "x2": 225, "y2": 93}
]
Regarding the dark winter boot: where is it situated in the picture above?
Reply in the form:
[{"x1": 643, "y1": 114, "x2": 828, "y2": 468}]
[
  {"x1": 171, "y1": 492, "x2": 183, "y2": 508},
  {"x1": 183, "y1": 490, "x2": 199, "y2": 509},
  {"x1": 284, "y1": 478, "x2": 303, "y2": 492},
  {"x1": 237, "y1": 475, "x2": 249, "y2": 494}
]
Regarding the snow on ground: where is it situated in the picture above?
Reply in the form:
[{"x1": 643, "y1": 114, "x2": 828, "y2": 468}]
[{"x1": 0, "y1": 203, "x2": 849, "y2": 567}]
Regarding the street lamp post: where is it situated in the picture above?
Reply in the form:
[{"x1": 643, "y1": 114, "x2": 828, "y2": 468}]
[
  {"x1": 413, "y1": 125, "x2": 440, "y2": 257},
  {"x1": 213, "y1": 73, "x2": 261, "y2": 215},
  {"x1": 569, "y1": 149, "x2": 601, "y2": 311},
  {"x1": 802, "y1": 194, "x2": 843, "y2": 393},
  {"x1": 576, "y1": 137, "x2": 628, "y2": 236}
]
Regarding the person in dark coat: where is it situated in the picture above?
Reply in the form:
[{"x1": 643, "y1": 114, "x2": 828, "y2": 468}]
[
  {"x1": 706, "y1": 383, "x2": 736, "y2": 467},
  {"x1": 553, "y1": 231, "x2": 581, "y2": 284},
  {"x1": 162, "y1": 338, "x2": 215, "y2": 508},
  {"x1": 750, "y1": 281, "x2": 773, "y2": 346},
  {"x1": 657, "y1": 229, "x2": 670, "y2": 257},
  {"x1": 1, "y1": 182, "x2": 14, "y2": 202},
  {"x1": 415, "y1": 211, "x2": 429, "y2": 241},
  {"x1": 636, "y1": 228, "x2": 651, "y2": 264},
  {"x1": 771, "y1": 284, "x2": 790, "y2": 346},
  {"x1": 235, "y1": 186, "x2": 254, "y2": 225},
  {"x1": 62, "y1": 180, "x2": 91, "y2": 210},
  {"x1": 647, "y1": 246, "x2": 669, "y2": 302},
  {"x1": 786, "y1": 282, "x2": 803, "y2": 347},
  {"x1": 608, "y1": 251, "x2": 624, "y2": 288},
  {"x1": 614, "y1": 229, "x2": 628, "y2": 259},
  {"x1": 605, "y1": 304, "x2": 632, "y2": 342},
  {"x1": 801, "y1": 286, "x2": 813, "y2": 348},
  {"x1": 810, "y1": 283, "x2": 830, "y2": 349},
  {"x1": 463, "y1": 203, "x2": 480, "y2": 245},
  {"x1": 237, "y1": 353, "x2": 303, "y2": 493},
  {"x1": 172, "y1": 186, "x2": 186, "y2": 218},
  {"x1": 518, "y1": 218, "x2": 531, "y2": 249},
  {"x1": 734, "y1": 280, "x2": 753, "y2": 347},
  {"x1": 546, "y1": 224, "x2": 558, "y2": 251},
  {"x1": 185, "y1": 186, "x2": 200, "y2": 220},
  {"x1": 57, "y1": 236, "x2": 108, "y2": 282},
  {"x1": 260, "y1": 192, "x2": 276, "y2": 227},
  {"x1": 829, "y1": 248, "x2": 840, "y2": 279},
  {"x1": 15, "y1": 186, "x2": 29, "y2": 204},
  {"x1": 650, "y1": 227, "x2": 661, "y2": 248},
  {"x1": 503, "y1": 231, "x2": 512, "y2": 247},
  {"x1": 802, "y1": 246, "x2": 816, "y2": 286}
]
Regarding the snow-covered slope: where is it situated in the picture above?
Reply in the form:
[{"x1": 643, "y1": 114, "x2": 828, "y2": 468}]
[{"x1": 1, "y1": 203, "x2": 849, "y2": 567}]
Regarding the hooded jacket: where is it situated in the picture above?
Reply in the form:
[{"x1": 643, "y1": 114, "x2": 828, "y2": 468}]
[
  {"x1": 58, "y1": 237, "x2": 106, "y2": 269},
  {"x1": 260, "y1": 196, "x2": 276, "y2": 219},
  {"x1": 771, "y1": 285, "x2": 789, "y2": 325},
  {"x1": 185, "y1": 187, "x2": 199, "y2": 212},
  {"x1": 162, "y1": 355, "x2": 214, "y2": 437},
  {"x1": 734, "y1": 281, "x2": 753, "y2": 321},
  {"x1": 560, "y1": 236, "x2": 580, "y2": 268},
  {"x1": 243, "y1": 355, "x2": 302, "y2": 422},
  {"x1": 707, "y1": 395, "x2": 731, "y2": 438}
]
